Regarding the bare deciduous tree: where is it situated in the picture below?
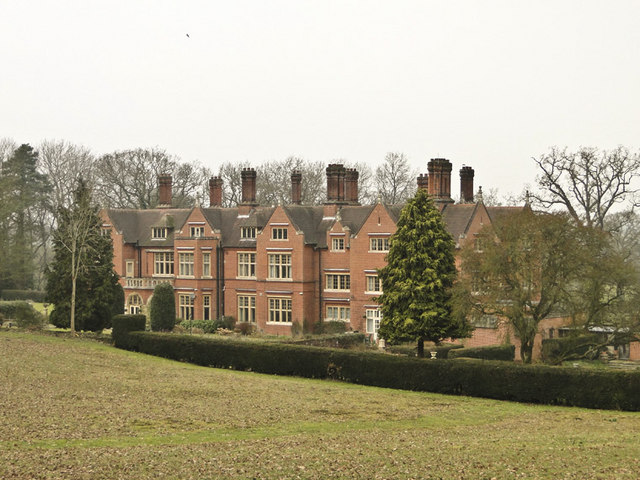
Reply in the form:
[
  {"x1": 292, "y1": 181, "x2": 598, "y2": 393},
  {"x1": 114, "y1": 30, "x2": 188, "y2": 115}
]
[
  {"x1": 531, "y1": 147, "x2": 640, "y2": 229},
  {"x1": 94, "y1": 148, "x2": 211, "y2": 208},
  {"x1": 374, "y1": 152, "x2": 417, "y2": 204}
]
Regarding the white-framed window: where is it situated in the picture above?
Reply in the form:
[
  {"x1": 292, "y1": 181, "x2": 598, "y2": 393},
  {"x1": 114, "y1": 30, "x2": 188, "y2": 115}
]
[
  {"x1": 152, "y1": 227, "x2": 167, "y2": 239},
  {"x1": 271, "y1": 227, "x2": 288, "y2": 240},
  {"x1": 241, "y1": 227, "x2": 256, "y2": 239},
  {"x1": 268, "y1": 297, "x2": 292, "y2": 323},
  {"x1": 125, "y1": 260, "x2": 134, "y2": 278},
  {"x1": 100, "y1": 227, "x2": 111, "y2": 237},
  {"x1": 238, "y1": 295, "x2": 256, "y2": 323},
  {"x1": 369, "y1": 237, "x2": 390, "y2": 252},
  {"x1": 366, "y1": 275, "x2": 382, "y2": 294},
  {"x1": 366, "y1": 309, "x2": 382, "y2": 336},
  {"x1": 178, "y1": 252, "x2": 194, "y2": 277},
  {"x1": 202, "y1": 252, "x2": 211, "y2": 278},
  {"x1": 153, "y1": 252, "x2": 174, "y2": 276},
  {"x1": 179, "y1": 294, "x2": 195, "y2": 320},
  {"x1": 190, "y1": 226, "x2": 205, "y2": 238},
  {"x1": 127, "y1": 294, "x2": 142, "y2": 315},
  {"x1": 203, "y1": 294, "x2": 211, "y2": 321},
  {"x1": 238, "y1": 252, "x2": 256, "y2": 278},
  {"x1": 268, "y1": 253, "x2": 292, "y2": 279},
  {"x1": 331, "y1": 237, "x2": 345, "y2": 251},
  {"x1": 326, "y1": 274, "x2": 350, "y2": 291},
  {"x1": 326, "y1": 306, "x2": 350, "y2": 322}
]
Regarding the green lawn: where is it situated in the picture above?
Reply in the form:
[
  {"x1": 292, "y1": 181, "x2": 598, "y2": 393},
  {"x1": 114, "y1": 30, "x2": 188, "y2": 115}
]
[{"x1": 1, "y1": 331, "x2": 639, "y2": 479}]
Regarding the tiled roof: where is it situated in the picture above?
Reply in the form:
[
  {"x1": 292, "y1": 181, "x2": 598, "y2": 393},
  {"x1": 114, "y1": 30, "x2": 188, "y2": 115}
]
[
  {"x1": 105, "y1": 201, "x2": 525, "y2": 249},
  {"x1": 105, "y1": 208, "x2": 192, "y2": 247},
  {"x1": 440, "y1": 203, "x2": 478, "y2": 240}
]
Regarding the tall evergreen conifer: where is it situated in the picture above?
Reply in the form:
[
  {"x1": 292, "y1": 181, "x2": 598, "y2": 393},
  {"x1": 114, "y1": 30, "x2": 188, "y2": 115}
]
[
  {"x1": 378, "y1": 189, "x2": 471, "y2": 356},
  {"x1": 46, "y1": 179, "x2": 119, "y2": 332}
]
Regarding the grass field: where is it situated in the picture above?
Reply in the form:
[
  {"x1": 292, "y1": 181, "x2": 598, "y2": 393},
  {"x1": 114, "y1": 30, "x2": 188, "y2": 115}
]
[{"x1": 1, "y1": 332, "x2": 639, "y2": 479}]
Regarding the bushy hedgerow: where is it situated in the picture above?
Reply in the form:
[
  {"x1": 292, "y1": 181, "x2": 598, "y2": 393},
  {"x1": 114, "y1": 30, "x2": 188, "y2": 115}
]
[
  {"x1": 116, "y1": 328, "x2": 640, "y2": 411},
  {"x1": 449, "y1": 344, "x2": 515, "y2": 361},
  {"x1": 387, "y1": 343, "x2": 463, "y2": 358},
  {"x1": 180, "y1": 317, "x2": 237, "y2": 334},
  {"x1": 541, "y1": 334, "x2": 603, "y2": 365},
  {"x1": 0, "y1": 301, "x2": 44, "y2": 329},
  {"x1": 0, "y1": 290, "x2": 46, "y2": 302},
  {"x1": 313, "y1": 320, "x2": 347, "y2": 335},
  {"x1": 111, "y1": 314, "x2": 147, "y2": 349},
  {"x1": 150, "y1": 283, "x2": 175, "y2": 332}
]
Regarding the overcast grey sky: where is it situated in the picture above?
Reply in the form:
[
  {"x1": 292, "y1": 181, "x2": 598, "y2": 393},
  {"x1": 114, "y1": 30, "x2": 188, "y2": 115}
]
[{"x1": 2, "y1": 1, "x2": 639, "y2": 199}]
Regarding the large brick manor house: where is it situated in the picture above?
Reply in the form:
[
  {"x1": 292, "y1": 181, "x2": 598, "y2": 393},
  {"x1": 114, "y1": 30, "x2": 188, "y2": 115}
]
[{"x1": 101, "y1": 158, "x2": 521, "y2": 339}]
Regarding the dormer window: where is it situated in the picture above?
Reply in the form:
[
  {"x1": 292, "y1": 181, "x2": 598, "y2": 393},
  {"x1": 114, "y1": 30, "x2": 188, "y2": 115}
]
[
  {"x1": 190, "y1": 226, "x2": 205, "y2": 238},
  {"x1": 152, "y1": 227, "x2": 167, "y2": 239},
  {"x1": 241, "y1": 227, "x2": 256, "y2": 240}
]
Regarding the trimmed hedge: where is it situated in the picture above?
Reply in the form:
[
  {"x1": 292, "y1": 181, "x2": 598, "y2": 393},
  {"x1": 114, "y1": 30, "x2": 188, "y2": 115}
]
[
  {"x1": 112, "y1": 314, "x2": 147, "y2": 349},
  {"x1": 288, "y1": 333, "x2": 367, "y2": 349},
  {"x1": 387, "y1": 343, "x2": 463, "y2": 358},
  {"x1": 541, "y1": 334, "x2": 603, "y2": 365},
  {"x1": 0, "y1": 290, "x2": 46, "y2": 302},
  {"x1": 449, "y1": 344, "x2": 515, "y2": 361},
  {"x1": 117, "y1": 330, "x2": 640, "y2": 411}
]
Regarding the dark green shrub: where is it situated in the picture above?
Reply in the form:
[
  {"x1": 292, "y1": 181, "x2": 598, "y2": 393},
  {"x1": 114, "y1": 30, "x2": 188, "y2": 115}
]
[
  {"x1": 180, "y1": 319, "x2": 218, "y2": 334},
  {"x1": 0, "y1": 290, "x2": 46, "y2": 302},
  {"x1": 314, "y1": 320, "x2": 347, "y2": 335},
  {"x1": 541, "y1": 334, "x2": 603, "y2": 365},
  {"x1": 109, "y1": 283, "x2": 125, "y2": 328},
  {"x1": 0, "y1": 301, "x2": 19, "y2": 319},
  {"x1": 0, "y1": 301, "x2": 44, "y2": 329},
  {"x1": 449, "y1": 344, "x2": 515, "y2": 361},
  {"x1": 149, "y1": 283, "x2": 175, "y2": 332},
  {"x1": 111, "y1": 314, "x2": 146, "y2": 348},
  {"x1": 14, "y1": 302, "x2": 44, "y2": 329},
  {"x1": 116, "y1": 331, "x2": 640, "y2": 411}
]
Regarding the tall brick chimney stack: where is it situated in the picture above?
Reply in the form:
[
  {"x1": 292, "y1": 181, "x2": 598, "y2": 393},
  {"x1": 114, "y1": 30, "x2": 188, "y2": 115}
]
[
  {"x1": 459, "y1": 166, "x2": 475, "y2": 203},
  {"x1": 241, "y1": 168, "x2": 257, "y2": 205},
  {"x1": 158, "y1": 174, "x2": 172, "y2": 208},
  {"x1": 326, "y1": 164, "x2": 344, "y2": 203},
  {"x1": 417, "y1": 173, "x2": 429, "y2": 191},
  {"x1": 209, "y1": 176, "x2": 223, "y2": 207},
  {"x1": 291, "y1": 171, "x2": 302, "y2": 205},
  {"x1": 344, "y1": 168, "x2": 359, "y2": 204},
  {"x1": 427, "y1": 158, "x2": 454, "y2": 204}
]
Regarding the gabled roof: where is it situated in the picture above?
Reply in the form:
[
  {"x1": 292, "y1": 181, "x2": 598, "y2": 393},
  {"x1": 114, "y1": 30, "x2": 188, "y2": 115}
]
[
  {"x1": 337, "y1": 205, "x2": 377, "y2": 236},
  {"x1": 283, "y1": 205, "x2": 330, "y2": 247},
  {"x1": 201, "y1": 206, "x2": 277, "y2": 247},
  {"x1": 104, "y1": 208, "x2": 192, "y2": 247},
  {"x1": 440, "y1": 203, "x2": 479, "y2": 240}
]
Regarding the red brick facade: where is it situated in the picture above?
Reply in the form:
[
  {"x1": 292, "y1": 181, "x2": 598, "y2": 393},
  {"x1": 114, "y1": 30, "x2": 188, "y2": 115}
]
[{"x1": 100, "y1": 160, "x2": 640, "y2": 360}]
